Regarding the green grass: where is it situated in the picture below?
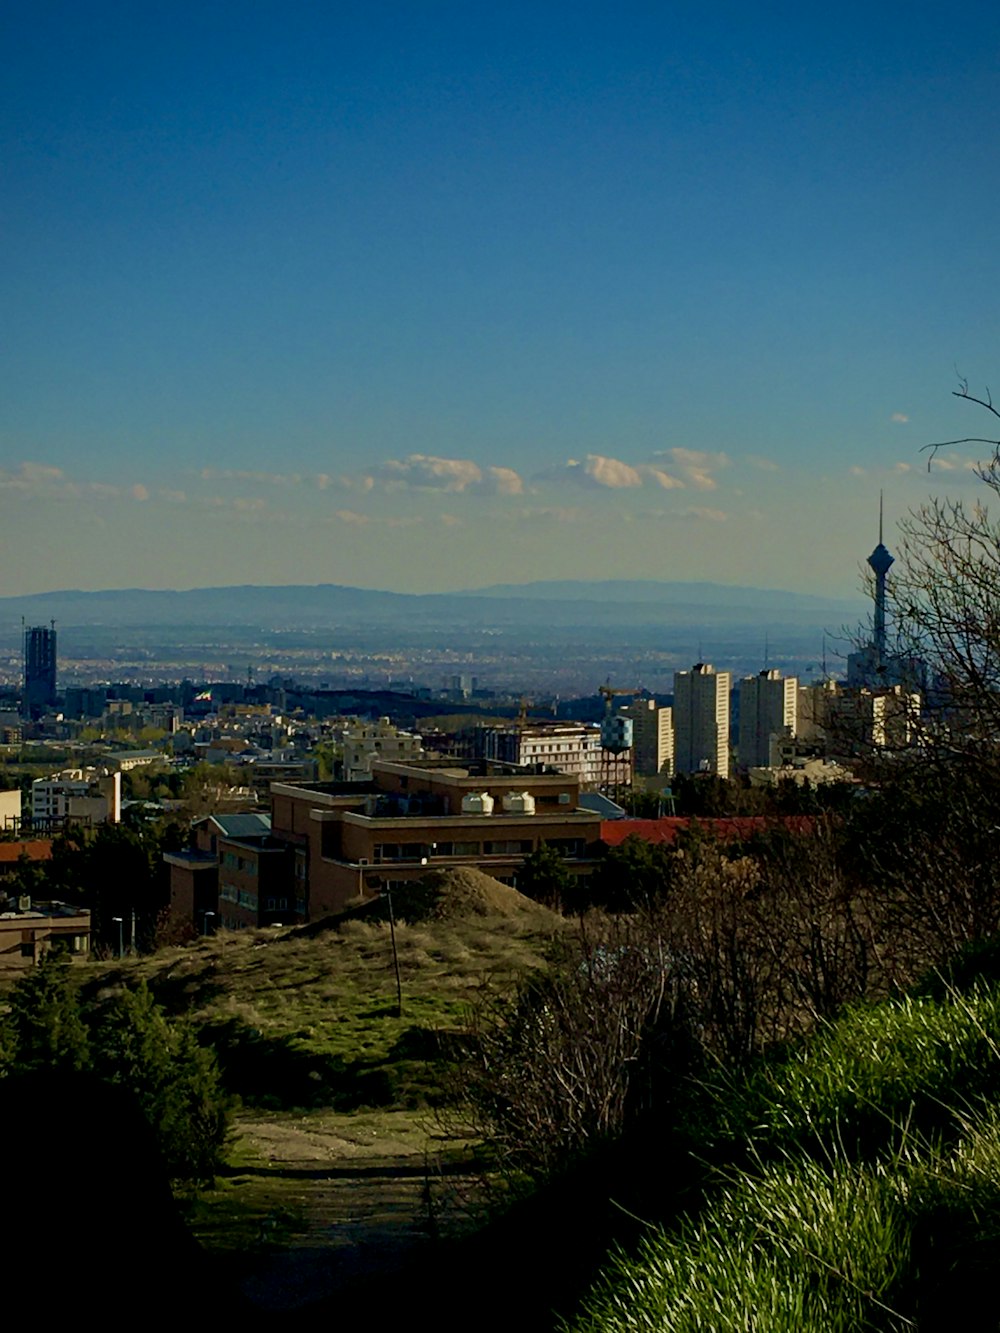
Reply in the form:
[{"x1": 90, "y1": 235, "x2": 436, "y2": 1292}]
[
  {"x1": 569, "y1": 984, "x2": 1000, "y2": 1332},
  {"x1": 83, "y1": 912, "x2": 564, "y2": 1112},
  {"x1": 714, "y1": 986, "x2": 1000, "y2": 1158},
  {"x1": 572, "y1": 1156, "x2": 913, "y2": 1333}
]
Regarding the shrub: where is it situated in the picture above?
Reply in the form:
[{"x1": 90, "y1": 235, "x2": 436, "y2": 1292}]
[{"x1": 0, "y1": 958, "x2": 230, "y2": 1184}]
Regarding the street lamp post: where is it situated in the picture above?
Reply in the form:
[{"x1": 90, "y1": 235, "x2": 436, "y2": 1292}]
[
  {"x1": 383, "y1": 886, "x2": 403, "y2": 1018},
  {"x1": 111, "y1": 916, "x2": 123, "y2": 959}
]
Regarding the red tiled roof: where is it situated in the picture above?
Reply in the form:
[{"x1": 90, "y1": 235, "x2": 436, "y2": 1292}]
[
  {"x1": 0, "y1": 840, "x2": 54, "y2": 864},
  {"x1": 599, "y1": 816, "x2": 815, "y2": 847}
]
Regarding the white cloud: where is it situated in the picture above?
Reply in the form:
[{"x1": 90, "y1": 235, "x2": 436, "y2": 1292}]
[
  {"x1": 645, "y1": 465, "x2": 685, "y2": 489},
  {"x1": 548, "y1": 454, "x2": 684, "y2": 491},
  {"x1": 484, "y1": 466, "x2": 524, "y2": 496},
  {"x1": 653, "y1": 447, "x2": 728, "y2": 490},
  {"x1": 377, "y1": 454, "x2": 483, "y2": 492},
  {"x1": 891, "y1": 412, "x2": 910, "y2": 424},
  {"x1": 0, "y1": 461, "x2": 153, "y2": 503},
  {"x1": 0, "y1": 462, "x2": 72, "y2": 495},
  {"x1": 746, "y1": 455, "x2": 780, "y2": 472},
  {"x1": 365, "y1": 453, "x2": 525, "y2": 495}
]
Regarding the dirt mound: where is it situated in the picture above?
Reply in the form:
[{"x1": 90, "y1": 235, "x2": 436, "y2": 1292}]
[
  {"x1": 421, "y1": 866, "x2": 557, "y2": 922},
  {"x1": 345, "y1": 866, "x2": 558, "y2": 926}
]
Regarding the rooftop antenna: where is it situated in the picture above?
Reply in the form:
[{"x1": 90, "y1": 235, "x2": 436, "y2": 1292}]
[{"x1": 879, "y1": 487, "x2": 884, "y2": 545}]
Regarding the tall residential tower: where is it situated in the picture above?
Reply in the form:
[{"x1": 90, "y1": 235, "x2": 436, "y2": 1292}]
[
  {"x1": 738, "y1": 668, "x2": 798, "y2": 769},
  {"x1": 673, "y1": 663, "x2": 731, "y2": 776}
]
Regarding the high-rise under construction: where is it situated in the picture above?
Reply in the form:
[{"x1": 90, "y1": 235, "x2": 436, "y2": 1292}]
[{"x1": 23, "y1": 622, "x2": 57, "y2": 718}]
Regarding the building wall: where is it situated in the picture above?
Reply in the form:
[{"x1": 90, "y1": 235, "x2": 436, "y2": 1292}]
[
  {"x1": 342, "y1": 719, "x2": 424, "y2": 781},
  {"x1": 269, "y1": 764, "x2": 601, "y2": 917},
  {"x1": 0, "y1": 789, "x2": 21, "y2": 831},
  {"x1": 620, "y1": 700, "x2": 674, "y2": 777},
  {"x1": 673, "y1": 665, "x2": 731, "y2": 776},
  {"x1": 738, "y1": 670, "x2": 798, "y2": 769},
  {"x1": 477, "y1": 724, "x2": 604, "y2": 786}
]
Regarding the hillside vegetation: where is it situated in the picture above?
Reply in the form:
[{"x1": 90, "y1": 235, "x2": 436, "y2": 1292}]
[{"x1": 88, "y1": 868, "x2": 565, "y2": 1113}]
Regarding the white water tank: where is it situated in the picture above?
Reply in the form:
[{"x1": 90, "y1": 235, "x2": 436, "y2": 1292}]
[
  {"x1": 461, "y1": 791, "x2": 495, "y2": 815},
  {"x1": 502, "y1": 791, "x2": 536, "y2": 815}
]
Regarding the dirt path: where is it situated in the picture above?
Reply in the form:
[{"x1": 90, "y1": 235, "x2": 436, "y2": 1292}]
[{"x1": 206, "y1": 1110, "x2": 480, "y2": 1313}]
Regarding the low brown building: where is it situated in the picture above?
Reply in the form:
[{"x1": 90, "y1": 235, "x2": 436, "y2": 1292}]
[
  {"x1": 165, "y1": 812, "x2": 294, "y2": 933},
  {"x1": 270, "y1": 757, "x2": 605, "y2": 917},
  {"x1": 0, "y1": 900, "x2": 91, "y2": 970}
]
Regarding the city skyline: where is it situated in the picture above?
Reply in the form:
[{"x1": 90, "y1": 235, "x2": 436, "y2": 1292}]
[{"x1": 4, "y1": 3, "x2": 999, "y2": 598}]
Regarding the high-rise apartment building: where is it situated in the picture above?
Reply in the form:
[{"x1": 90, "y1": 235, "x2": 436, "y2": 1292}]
[
  {"x1": 738, "y1": 669, "x2": 798, "y2": 769},
  {"x1": 23, "y1": 623, "x2": 57, "y2": 718},
  {"x1": 672, "y1": 663, "x2": 731, "y2": 776},
  {"x1": 619, "y1": 699, "x2": 674, "y2": 777}
]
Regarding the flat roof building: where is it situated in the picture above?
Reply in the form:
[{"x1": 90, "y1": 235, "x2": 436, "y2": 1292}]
[
  {"x1": 673, "y1": 664, "x2": 731, "y2": 777},
  {"x1": 738, "y1": 669, "x2": 798, "y2": 769}
]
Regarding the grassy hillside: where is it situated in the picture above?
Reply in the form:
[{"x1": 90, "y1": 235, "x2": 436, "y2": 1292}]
[
  {"x1": 84, "y1": 873, "x2": 564, "y2": 1113},
  {"x1": 568, "y1": 981, "x2": 1000, "y2": 1332}
]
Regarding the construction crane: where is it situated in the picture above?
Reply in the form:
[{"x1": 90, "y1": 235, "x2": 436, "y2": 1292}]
[{"x1": 598, "y1": 683, "x2": 644, "y2": 714}]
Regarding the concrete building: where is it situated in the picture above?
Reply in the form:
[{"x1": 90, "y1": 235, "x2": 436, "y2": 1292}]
[
  {"x1": 31, "y1": 771, "x2": 122, "y2": 829},
  {"x1": 673, "y1": 664, "x2": 731, "y2": 776},
  {"x1": 738, "y1": 669, "x2": 798, "y2": 769},
  {"x1": 342, "y1": 718, "x2": 424, "y2": 781},
  {"x1": 0, "y1": 900, "x2": 90, "y2": 971},
  {"x1": 23, "y1": 623, "x2": 57, "y2": 718},
  {"x1": 827, "y1": 685, "x2": 921, "y2": 753},
  {"x1": 269, "y1": 757, "x2": 605, "y2": 917},
  {"x1": 476, "y1": 722, "x2": 604, "y2": 787},
  {"x1": 618, "y1": 699, "x2": 674, "y2": 778},
  {"x1": 0, "y1": 789, "x2": 21, "y2": 832},
  {"x1": 164, "y1": 812, "x2": 293, "y2": 933}
]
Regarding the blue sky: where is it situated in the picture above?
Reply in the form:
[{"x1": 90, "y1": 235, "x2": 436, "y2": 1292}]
[{"x1": 4, "y1": 1, "x2": 999, "y2": 596}]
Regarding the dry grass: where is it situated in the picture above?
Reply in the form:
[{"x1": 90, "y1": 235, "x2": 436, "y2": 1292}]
[{"x1": 81, "y1": 908, "x2": 567, "y2": 1112}]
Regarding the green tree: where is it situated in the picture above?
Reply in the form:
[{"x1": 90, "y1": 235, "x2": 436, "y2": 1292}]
[
  {"x1": 1, "y1": 953, "x2": 90, "y2": 1074},
  {"x1": 517, "y1": 841, "x2": 573, "y2": 908},
  {"x1": 89, "y1": 982, "x2": 230, "y2": 1184},
  {"x1": 588, "y1": 835, "x2": 677, "y2": 911}
]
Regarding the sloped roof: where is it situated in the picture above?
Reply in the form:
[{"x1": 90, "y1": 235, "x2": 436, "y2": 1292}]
[
  {"x1": 0, "y1": 840, "x2": 53, "y2": 865},
  {"x1": 199, "y1": 812, "x2": 272, "y2": 838}
]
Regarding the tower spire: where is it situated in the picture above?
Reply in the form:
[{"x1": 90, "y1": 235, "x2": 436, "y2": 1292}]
[{"x1": 868, "y1": 495, "x2": 894, "y2": 666}]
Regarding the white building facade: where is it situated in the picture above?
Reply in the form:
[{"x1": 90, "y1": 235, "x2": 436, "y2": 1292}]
[
  {"x1": 738, "y1": 669, "x2": 798, "y2": 769},
  {"x1": 673, "y1": 664, "x2": 731, "y2": 776}
]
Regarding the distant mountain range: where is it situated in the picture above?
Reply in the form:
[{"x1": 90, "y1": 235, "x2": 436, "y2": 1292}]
[{"x1": 0, "y1": 580, "x2": 864, "y2": 634}]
